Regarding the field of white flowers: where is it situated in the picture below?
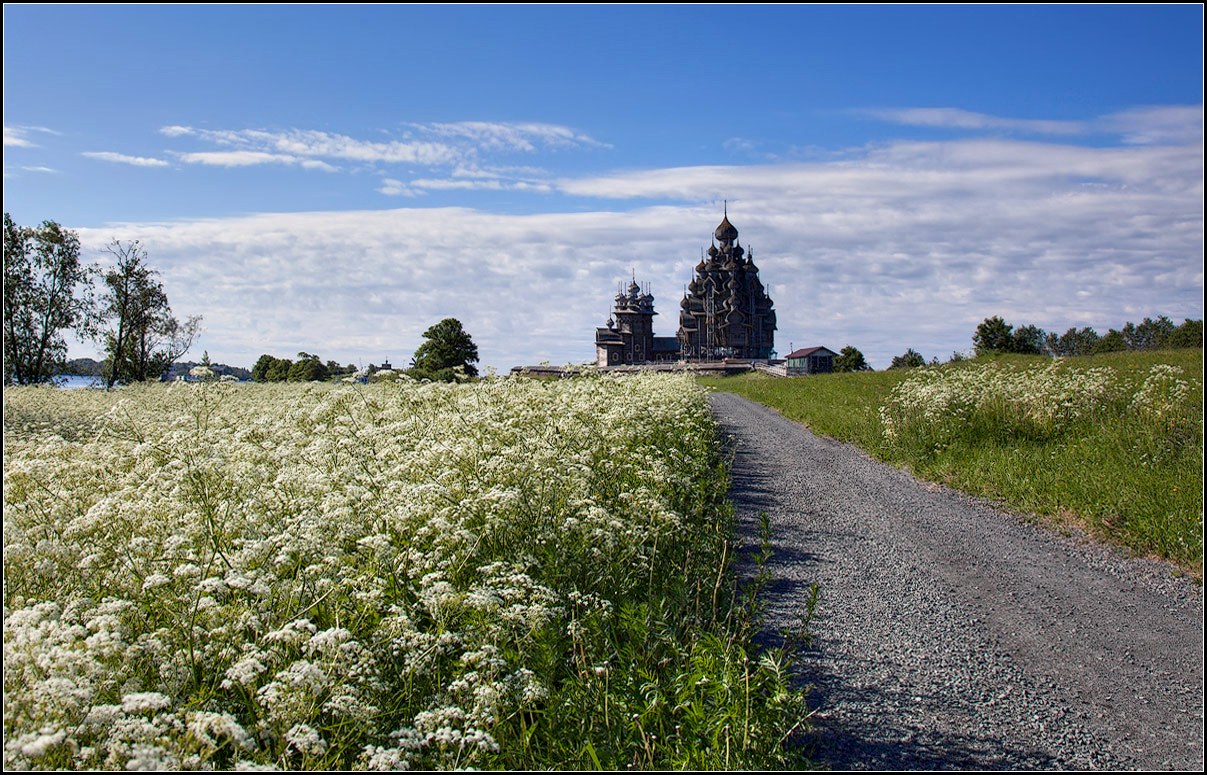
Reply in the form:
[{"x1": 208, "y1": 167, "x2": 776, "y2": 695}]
[
  {"x1": 4, "y1": 374, "x2": 808, "y2": 770},
  {"x1": 879, "y1": 360, "x2": 1120, "y2": 447}
]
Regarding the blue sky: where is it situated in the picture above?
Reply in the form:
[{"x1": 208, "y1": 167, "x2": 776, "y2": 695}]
[{"x1": 4, "y1": 4, "x2": 1203, "y2": 371}]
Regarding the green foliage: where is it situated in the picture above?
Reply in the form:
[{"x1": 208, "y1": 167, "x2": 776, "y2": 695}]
[
  {"x1": 834, "y1": 345, "x2": 871, "y2": 372},
  {"x1": 889, "y1": 348, "x2": 926, "y2": 369},
  {"x1": 252, "y1": 354, "x2": 288, "y2": 382},
  {"x1": 98, "y1": 239, "x2": 201, "y2": 387},
  {"x1": 287, "y1": 352, "x2": 330, "y2": 382},
  {"x1": 1045, "y1": 326, "x2": 1102, "y2": 357},
  {"x1": 973, "y1": 316, "x2": 1014, "y2": 355},
  {"x1": 973, "y1": 316, "x2": 1043, "y2": 356},
  {"x1": 253, "y1": 353, "x2": 352, "y2": 383},
  {"x1": 1011, "y1": 324, "x2": 1045, "y2": 355},
  {"x1": 3, "y1": 213, "x2": 96, "y2": 385},
  {"x1": 1095, "y1": 328, "x2": 1126, "y2": 353},
  {"x1": 409, "y1": 317, "x2": 480, "y2": 381},
  {"x1": 991, "y1": 315, "x2": 1201, "y2": 358},
  {"x1": 1167, "y1": 318, "x2": 1204, "y2": 348}
]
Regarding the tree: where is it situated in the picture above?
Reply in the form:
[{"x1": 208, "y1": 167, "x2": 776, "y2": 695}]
[
  {"x1": 1044, "y1": 327, "x2": 1101, "y2": 357},
  {"x1": 1094, "y1": 329, "x2": 1126, "y2": 354},
  {"x1": 1122, "y1": 316, "x2": 1177, "y2": 351},
  {"x1": 3, "y1": 213, "x2": 96, "y2": 385},
  {"x1": 1011, "y1": 324, "x2": 1045, "y2": 355},
  {"x1": 1167, "y1": 319, "x2": 1203, "y2": 349},
  {"x1": 834, "y1": 345, "x2": 871, "y2": 372},
  {"x1": 889, "y1": 348, "x2": 926, "y2": 369},
  {"x1": 98, "y1": 239, "x2": 201, "y2": 387},
  {"x1": 288, "y1": 352, "x2": 330, "y2": 382},
  {"x1": 409, "y1": 318, "x2": 479, "y2": 381},
  {"x1": 973, "y1": 316, "x2": 1046, "y2": 356},
  {"x1": 973, "y1": 316, "x2": 1015, "y2": 356},
  {"x1": 251, "y1": 354, "x2": 277, "y2": 382}
]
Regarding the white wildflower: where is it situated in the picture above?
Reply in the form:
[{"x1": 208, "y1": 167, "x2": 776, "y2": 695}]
[
  {"x1": 141, "y1": 573, "x2": 171, "y2": 591},
  {"x1": 284, "y1": 723, "x2": 327, "y2": 757},
  {"x1": 121, "y1": 692, "x2": 172, "y2": 714}
]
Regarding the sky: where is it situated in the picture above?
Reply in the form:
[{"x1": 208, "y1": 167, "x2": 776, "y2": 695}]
[{"x1": 3, "y1": 4, "x2": 1203, "y2": 372}]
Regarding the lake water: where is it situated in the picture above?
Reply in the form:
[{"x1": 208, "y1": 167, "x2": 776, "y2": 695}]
[{"x1": 54, "y1": 375, "x2": 105, "y2": 389}]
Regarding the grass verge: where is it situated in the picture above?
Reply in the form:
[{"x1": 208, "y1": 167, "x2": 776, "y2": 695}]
[{"x1": 701, "y1": 349, "x2": 1203, "y2": 577}]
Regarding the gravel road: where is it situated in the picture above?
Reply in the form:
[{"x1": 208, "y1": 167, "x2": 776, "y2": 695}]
[{"x1": 710, "y1": 392, "x2": 1204, "y2": 770}]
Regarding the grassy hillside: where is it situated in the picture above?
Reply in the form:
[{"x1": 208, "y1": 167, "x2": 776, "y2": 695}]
[{"x1": 701, "y1": 349, "x2": 1203, "y2": 575}]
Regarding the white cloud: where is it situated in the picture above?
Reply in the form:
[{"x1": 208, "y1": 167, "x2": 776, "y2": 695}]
[
  {"x1": 1098, "y1": 105, "x2": 1203, "y2": 145},
  {"x1": 82, "y1": 151, "x2": 170, "y2": 168},
  {"x1": 174, "y1": 150, "x2": 298, "y2": 167},
  {"x1": 154, "y1": 123, "x2": 602, "y2": 194},
  {"x1": 377, "y1": 178, "x2": 418, "y2": 197},
  {"x1": 862, "y1": 105, "x2": 1205, "y2": 148},
  {"x1": 863, "y1": 107, "x2": 1086, "y2": 136},
  {"x1": 416, "y1": 121, "x2": 610, "y2": 152},
  {"x1": 5, "y1": 125, "x2": 60, "y2": 148},
  {"x1": 5, "y1": 127, "x2": 36, "y2": 147}
]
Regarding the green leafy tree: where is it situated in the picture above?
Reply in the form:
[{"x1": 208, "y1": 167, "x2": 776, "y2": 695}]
[
  {"x1": 834, "y1": 345, "x2": 871, "y2": 372},
  {"x1": 1122, "y1": 316, "x2": 1177, "y2": 351},
  {"x1": 256, "y1": 356, "x2": 293, "y2": 382},
  {"x1": 409, "y1": 317, "x2": 479, "y2": 381},
  {"x1": 973, "y1": 316, "x2": 1015, "y2": 356},
  {"x1": 98, "y1": 240, "x2": 201, "y2": 387},
  {"x1": 288, "y1": 352, "x2": 330, "y2": 382},
  {"x1": 974, "y1": 316, "x2": 1045, "y2": 356},
  {"x1": 1044, "y1": 327, "x2": 1101, "y2": 357},
  {"x1": 889, "y1": 348, "x2": 926, "y2": 369},
  {"x1": 1094, "y1": 329, "x2": 1127, "y2": 354},
  {"x1": 1167, "y1": 318, "x2": 1203, "y2": 349},
  {"x1": 267, "y1": 360, "x2": 292, "y2": 381},
  {"x1": 1011, "y1": 324, "x2": 1045, "y2": 355},
  {"x1": 251, "y1": 354, "x2": 277, "y2": 382},
  {"x1": 3, "y1": 213, "x2": 97, "y2": 385}
]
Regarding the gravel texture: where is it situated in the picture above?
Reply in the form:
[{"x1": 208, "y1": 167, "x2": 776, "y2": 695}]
[{"x1": 710, "y1": 392, "x2": 1204, "y2": 770}]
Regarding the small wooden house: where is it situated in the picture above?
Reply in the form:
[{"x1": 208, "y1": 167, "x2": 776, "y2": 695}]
[{"x1": 784, "y1": 346, "x2": 837, "y2": 375}]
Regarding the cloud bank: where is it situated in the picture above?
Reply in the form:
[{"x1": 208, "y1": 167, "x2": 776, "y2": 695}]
[{"x1": 71, "y1": 113, "x2": 1203, "y2": 372}]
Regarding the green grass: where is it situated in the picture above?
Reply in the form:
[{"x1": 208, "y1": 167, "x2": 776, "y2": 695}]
[{"x1": 701, "y1": 350, "x2": 1203, "y2": 576}]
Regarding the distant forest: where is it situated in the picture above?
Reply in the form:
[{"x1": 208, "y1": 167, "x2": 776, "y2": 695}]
[{"x1": 62, "y1": 357, "x2": 252, "y2": 382}]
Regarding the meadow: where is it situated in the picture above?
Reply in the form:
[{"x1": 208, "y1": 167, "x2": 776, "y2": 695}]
[
  {"x1": 701, "y1": 349, "x2": 1203, "y2": 575},
  {"x1": 3, "y1": 374, "x2": 810, "y2": 770}
]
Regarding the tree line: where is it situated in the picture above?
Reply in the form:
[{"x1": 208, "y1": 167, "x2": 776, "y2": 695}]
[
  {"x1": 972, "y1": 314, "x2": 1202, "y2": 358},
  {"x1": 4, "y1": 213, "x2": 200, "y2": 387},
  {"x1": 883, "y1": 314, "x2": 1203, "y2": 370},
  {"x1": 251, "y1": 318, "x2": 480, "y2": 384}
]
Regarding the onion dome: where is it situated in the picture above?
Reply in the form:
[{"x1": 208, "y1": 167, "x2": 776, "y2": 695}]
[
  {"x1": 707, "y1": 244, "x2": 719, "y2": 258},
  {"x1": 606, "y1": 316, "x2": 615, "y2": 329},
  {"x1": 715, "y1": 214, "x2": 738, "y2": 243}
]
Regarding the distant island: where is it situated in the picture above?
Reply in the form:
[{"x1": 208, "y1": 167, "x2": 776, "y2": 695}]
[{"x1": 61, "y1": 357, "x2": 253, "y2": 382}]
